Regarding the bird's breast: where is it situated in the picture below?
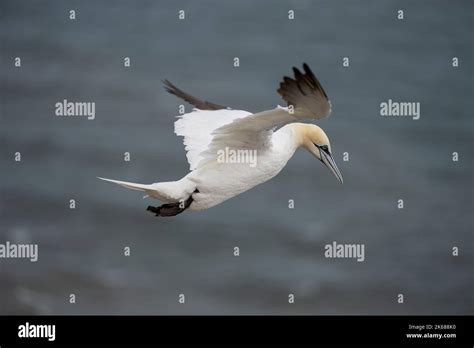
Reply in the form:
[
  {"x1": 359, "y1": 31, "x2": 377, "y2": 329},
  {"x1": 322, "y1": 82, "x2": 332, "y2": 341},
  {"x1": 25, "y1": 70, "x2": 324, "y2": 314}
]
[{"x1": 188, "y1": 148, "x2": 291, "y2": 210}]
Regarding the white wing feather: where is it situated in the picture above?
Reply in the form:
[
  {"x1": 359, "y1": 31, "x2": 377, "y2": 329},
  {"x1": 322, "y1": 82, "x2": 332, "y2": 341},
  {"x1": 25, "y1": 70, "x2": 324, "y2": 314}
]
[
  {"x1": 174, "y1": 108, "x2": 251, "y2": 170},
  {"x1": 195, "y1": 106, "x2": 300, "y2": 169}
]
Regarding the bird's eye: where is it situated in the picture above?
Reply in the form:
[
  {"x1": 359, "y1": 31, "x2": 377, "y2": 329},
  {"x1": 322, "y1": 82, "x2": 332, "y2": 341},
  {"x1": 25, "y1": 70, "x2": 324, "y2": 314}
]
[{"x1": 319, "y1": 145, "x2": 329, "y2": 153}]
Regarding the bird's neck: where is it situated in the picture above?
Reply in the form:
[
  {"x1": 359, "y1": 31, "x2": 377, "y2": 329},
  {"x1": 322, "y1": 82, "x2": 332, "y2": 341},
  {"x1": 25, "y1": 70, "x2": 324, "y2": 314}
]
[
  {"x1": 276, "y1": 123, "x2": 308, "y2": 148},
  {"x1": 272, "y1": 123, "x2": 309, "y2": 162}
]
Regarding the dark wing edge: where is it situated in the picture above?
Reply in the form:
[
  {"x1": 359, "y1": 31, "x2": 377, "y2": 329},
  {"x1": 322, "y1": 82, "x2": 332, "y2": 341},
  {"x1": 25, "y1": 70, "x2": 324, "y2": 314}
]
[
  {"x1": 276, "y1": 63, "x2": 331, "y2": 119},
  {"x1": 162, "y1": 79, "x2": 228, "y2": 111}
]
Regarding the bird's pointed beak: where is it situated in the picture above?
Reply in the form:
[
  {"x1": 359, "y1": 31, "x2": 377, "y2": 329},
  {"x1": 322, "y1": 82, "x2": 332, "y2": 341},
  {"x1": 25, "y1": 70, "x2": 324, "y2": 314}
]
[{"x1": 320, "y1": 150, "x2": 343, "y2": 184}]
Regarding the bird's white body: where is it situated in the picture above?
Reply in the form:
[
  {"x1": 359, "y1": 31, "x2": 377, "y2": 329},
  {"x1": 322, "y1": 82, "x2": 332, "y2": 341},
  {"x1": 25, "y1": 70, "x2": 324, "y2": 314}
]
[
  {"x1": 99, "y1": 64, "x2": 342, "y2": 216},
  {"x1": 101, "y1": 109, "x2": 301, "y2": 211},
  {"x1": 184, "y1": 122, "x2": 298, "y2": 210}
]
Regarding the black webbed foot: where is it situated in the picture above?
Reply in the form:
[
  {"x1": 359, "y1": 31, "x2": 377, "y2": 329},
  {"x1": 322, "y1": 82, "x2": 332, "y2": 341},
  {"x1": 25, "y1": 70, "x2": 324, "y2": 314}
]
[{"x1": 146, "y1": 195, "x2": 193, "y2": 217}]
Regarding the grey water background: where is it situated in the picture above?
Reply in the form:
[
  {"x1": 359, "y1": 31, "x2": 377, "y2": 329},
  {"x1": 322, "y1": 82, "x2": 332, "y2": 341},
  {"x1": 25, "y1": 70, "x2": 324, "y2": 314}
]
[{"x1": 1, "y1": 0, "x2": 472, "y2": 315}]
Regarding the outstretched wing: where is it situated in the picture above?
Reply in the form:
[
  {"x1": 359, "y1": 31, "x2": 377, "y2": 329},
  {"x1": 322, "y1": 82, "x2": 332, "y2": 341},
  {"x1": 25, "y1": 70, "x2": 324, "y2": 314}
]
[
  {"x1": 172, "y1": 63, "x2": 330, "y2": 171},
  {"x1": 277, "y1": 63, "x2": 331, "y2": 119},
  {"x1": 194, "y1": 107, "x2": 295, "y2": 168},
  {"x1": 195, "y1": 64, "x2": 331, "y2": 169},
  {"x1": 163, "y1": 79, "x2": 228, "y2": 110}
]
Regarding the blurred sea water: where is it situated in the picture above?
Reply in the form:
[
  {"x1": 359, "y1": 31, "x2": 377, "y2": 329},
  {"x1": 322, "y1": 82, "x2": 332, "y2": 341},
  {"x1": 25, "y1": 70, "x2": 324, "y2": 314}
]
[{"x1": 0, "y1": 0, "x2": 472, "y2": 314}]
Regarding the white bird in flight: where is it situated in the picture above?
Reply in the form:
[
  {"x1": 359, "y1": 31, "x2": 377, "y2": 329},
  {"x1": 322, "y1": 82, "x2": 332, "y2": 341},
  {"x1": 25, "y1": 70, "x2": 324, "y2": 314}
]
[{"x1": 99, "y1": 63, "x2": 343, "y2": 217}]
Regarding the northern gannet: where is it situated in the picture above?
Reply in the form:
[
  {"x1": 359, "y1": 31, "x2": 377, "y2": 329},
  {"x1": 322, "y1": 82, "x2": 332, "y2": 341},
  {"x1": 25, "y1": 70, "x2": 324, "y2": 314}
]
[{"x1": 99, "y1": 63, "x2": 343, "y2": 217}]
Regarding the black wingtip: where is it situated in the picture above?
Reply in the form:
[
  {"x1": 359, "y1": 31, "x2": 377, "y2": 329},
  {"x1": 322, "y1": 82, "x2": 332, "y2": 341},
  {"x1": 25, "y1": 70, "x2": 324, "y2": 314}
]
[
  {"x1": 162, "y1": 79, "x2": 178, "y2": 95},
  {"x1": 303, "y1": 63, "x2": 314, "y2": 77},
  {"x1": 301, "y1": 63, "x2": 329, "y2": 100},
  {"x1": 292, "y1": 67, "x2": 303, "y2": 78}
]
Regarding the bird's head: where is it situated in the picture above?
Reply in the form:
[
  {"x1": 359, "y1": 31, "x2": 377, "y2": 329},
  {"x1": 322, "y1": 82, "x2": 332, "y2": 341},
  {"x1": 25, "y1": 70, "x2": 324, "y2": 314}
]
[{"x1": 297, "y1": 123, "x2": 343, "y2": 184}]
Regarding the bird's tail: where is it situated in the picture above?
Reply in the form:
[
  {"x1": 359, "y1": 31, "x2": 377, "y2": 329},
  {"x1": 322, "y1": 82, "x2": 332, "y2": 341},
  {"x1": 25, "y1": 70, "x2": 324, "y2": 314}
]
[{"x1": 98, "y1": 177, "x2": 195, "y2": 202}]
